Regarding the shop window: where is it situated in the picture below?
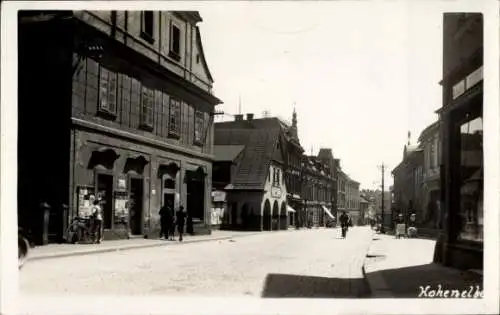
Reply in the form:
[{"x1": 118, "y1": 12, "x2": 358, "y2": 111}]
[
  {"x1": 457, "y1": 115, "x2": 483, "y2": 242},
  {"x1": 98, "y1": 66, "x2": 117, "y2": 116},
  {"x1": 168, "y1": 98, "x2": 181, "y2": 138},
  {"x1": 194, "y1": 110, "x2": 204, "y2": 145}
]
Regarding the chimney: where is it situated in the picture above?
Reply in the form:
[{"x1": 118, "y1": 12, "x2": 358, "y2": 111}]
[
  {"x1": 235, "y1": 114, "x2": 244, "y2": 121},
  {"x1": 246, "y1": 113, "x2": 254, "y2": 121}
]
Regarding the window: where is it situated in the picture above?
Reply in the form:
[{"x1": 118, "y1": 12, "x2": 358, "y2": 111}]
[
  {"x1": 457, "y1": 115, "x2": 483, "y2": 243},
  {"x1": 168, "y1": 98, "x2": 181, "y2": 137},
  {"x1": 169, "y1": 22, "x2": 181, "y2": 60},
  {"x1": 140, "y1": 86, "x2": 154, "y2": 129},
  {"x1": 98, "y1": 66, "x2": 117, "y2": 115},
  {"x1": 141, "y1": 11, "x2": 154, "y2": 43},
  {"x1": 272, "y1": 168, "x2": 281, "y2": 187},
  {"x1": 194, "y1": 110, "x2": 204, "y2": 145},
  {"x1": 196, "y1": 54, "x2": 200, "y2": 64}
]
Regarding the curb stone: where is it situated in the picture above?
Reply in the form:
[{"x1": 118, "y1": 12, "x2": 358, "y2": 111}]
[
  {"x1": 362, "y1": 231, "x2": 396, "y2": 298},
  {"x1": 28, "y1": 232, "x2": 262, "y2": 262}
]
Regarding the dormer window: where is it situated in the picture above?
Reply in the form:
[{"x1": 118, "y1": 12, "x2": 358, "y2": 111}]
[{"x1": 169, "y1": 22, "x2": 181, "y2": 61}]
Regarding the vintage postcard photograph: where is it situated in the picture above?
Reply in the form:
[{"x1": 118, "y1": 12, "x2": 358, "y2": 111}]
[{"x1": 1, "y1": 1, "x2": 499, "y2": 314}]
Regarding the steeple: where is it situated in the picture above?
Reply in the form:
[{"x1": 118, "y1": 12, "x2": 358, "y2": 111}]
[
  {"x1": 407, "y1": 130, "x2": 411, "y2": 146},
  {"x1": 289, "y1": 106, "x2": 299, "y2": 141}
]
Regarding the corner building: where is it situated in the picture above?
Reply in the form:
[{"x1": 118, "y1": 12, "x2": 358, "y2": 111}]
[
  {"x1": 18, "y1": 11, "x2": 222, "y2": 242},
  {"x1": 435, "y1": 13, "x2": 483, "y2": 269}
]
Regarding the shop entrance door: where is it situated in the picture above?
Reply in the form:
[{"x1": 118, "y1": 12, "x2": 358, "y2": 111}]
[
  {"x1": 129, "y1": 178, "x2": 144, "y2": 235},
  {"x1": 96, "y1": 173, "x2": 113, "y2": 229},
  {"x1": 186, "y1": 170, "x2": 205, "y2": 221}
]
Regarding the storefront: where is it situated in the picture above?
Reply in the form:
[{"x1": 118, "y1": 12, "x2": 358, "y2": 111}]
[
  {"x1": 70, "y1": 127, "x2": 212, "y2": 240},
  {"x1": 211, "y1": 190, "x2": 227, "y2": 230},
  {"x1": 436, "y1": 67, "x2": 483, "y2": 270}
]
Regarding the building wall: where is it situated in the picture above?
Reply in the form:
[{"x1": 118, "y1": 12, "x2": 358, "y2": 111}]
[
  {"x1": 18, "y1": 11, "x2": 220, "y2": 242},
  {"x1": 421, "y1": 125, "x2": 441, "y2": 230},
  {"x1": 71, "y1": 128, "x2": 212, "y2": 238},
  {"x1": 78, "y1": 11, "x2": 213, "y2": 93},
  {"x1": 435, "y1": 13, "x2": 483, "y2": 270},
  {"x1": 262, "y1": 163, "x2": 288, "y2": 230},
  {"x1": 18, "y1": 19, "x2": 74, "y2": 243}
]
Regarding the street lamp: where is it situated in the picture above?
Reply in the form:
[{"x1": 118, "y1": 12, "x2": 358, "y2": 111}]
[{"x1": 377, "y1": 163, "x2": 387, "y2": 234}]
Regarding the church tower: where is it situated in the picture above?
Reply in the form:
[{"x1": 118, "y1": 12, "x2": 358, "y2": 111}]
[{"x1": 290, "y1": 107, "x2": 299, "y2": 141}]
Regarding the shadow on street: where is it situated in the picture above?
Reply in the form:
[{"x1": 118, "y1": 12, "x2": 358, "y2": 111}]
[
  {"x1": 365, "y1": 263, "x2": 483, "y2": 298},
  {"x1": 261, "y1": 273, "x2": 370, "y2": 298}
]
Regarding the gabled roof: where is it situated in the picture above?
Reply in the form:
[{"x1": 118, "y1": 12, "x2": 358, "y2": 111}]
[
  {"x1": 195, "y1": 27, "x2": 214, "y2": 83},
  {"x1": 418, "y1": 120, "x2": 440, "y2": 142},
  {"x1": 214, "y1": 124, "x2": 281, "y2": 190},
  {"x1": 213, "y1": 145, "x2": 245, "y2": 162}
]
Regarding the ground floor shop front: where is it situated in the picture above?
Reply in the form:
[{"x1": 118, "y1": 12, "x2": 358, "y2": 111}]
[
  {"x1": 69, "y1": 122, "x2": 213, "y2": 240},
  {"x1": 434, "y1": 83, "x2": 483, "y2": 270},
  {"x1": 221, "y1": 189, "x2": 290, "y2": 231}
]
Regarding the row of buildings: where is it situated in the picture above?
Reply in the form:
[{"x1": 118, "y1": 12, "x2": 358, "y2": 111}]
[
  {"x1": 211, "y1": 111, "x2": 363, "y2": 231},
  {"x1": 391, "y1": 13, "x2": 483, "y2": 270},
  {"x1": 18, "y1": 10, "x2": 363, "y2": 245}
]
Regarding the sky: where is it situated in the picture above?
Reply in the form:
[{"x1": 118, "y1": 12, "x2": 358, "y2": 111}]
[{"x1": 197, "y1": 1, "x2": 447, "y2": 190}]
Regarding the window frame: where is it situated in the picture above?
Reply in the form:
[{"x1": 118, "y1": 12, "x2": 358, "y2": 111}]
[
  {"x1": 97, "y1": 65, "x2": 118, "y2": 117},
  {"x1": 168, "y1": 98, "x2": 182, "y2": 139},
  {"x1": 193, "y1": 110, "x2": 205, "y2": 146},
  {"x1": 139, "y1": 85, "x2": 155, "y2": 130},
  {"x1": 140, "y1": 11, "x2": 155, "y2": 44},
  {"x1": 169, "y1": 20, "x2": 182, "y2": 61}
]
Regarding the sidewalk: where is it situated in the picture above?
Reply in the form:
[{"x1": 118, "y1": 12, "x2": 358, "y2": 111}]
[
  {"x1": 363, "y1": 233, "x2": 483, "y2": 298},
  {"x1": 28, "y1": 230, "x2": 265, "y2": 261}
]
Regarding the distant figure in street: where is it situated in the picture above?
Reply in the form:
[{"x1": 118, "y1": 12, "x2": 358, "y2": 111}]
[
  {"x1": 91, "y1": 199, "x2": 103, "y2": 244},
  {"x1": 176, "y1": 206, "x2": 186, "y2": 242},
  {"x1": 339, "y1": 211, "x2": 350, "y2": 238},
  {"x1": 159, "y1": 202, "x2": 174, "y2": 240}
]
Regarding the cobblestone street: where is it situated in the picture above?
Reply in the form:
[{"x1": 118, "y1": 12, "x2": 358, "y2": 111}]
[{"x1": 20, "y1": 227, "x2": 373, "y2": 297}]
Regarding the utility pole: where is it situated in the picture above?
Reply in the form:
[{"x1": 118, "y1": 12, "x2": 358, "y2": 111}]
[{"x1": 380, "y1": 163, "x2": 386, "y2": 233}]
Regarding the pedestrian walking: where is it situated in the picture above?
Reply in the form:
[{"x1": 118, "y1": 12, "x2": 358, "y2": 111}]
[
  {"x1": 91, "y1": 199, "x2": 103, "y2": 244},
  {"x1": 175, "y1": 206, "x2": 186, "y2": 242},
  {"x1": 339, "y1": 211, "x2": 349, "y2": 238}
]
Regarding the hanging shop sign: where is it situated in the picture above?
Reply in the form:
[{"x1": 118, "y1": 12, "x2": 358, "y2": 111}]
[{"x1": 212, "y1": 190, "x2": 226, "y2": 202}]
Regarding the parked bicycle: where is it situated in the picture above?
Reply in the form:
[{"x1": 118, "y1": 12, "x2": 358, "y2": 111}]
[{"x1": 65, "y1": 216, "x2": 93, "y2": 244}]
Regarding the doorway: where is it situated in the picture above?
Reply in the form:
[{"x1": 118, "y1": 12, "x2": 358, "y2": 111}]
[
  {"x1": 129, "y1": 178, "x2": 144, "y2": 235},
  {"x1": 96, "y1": 173, "x2": 113, "y2": 229},
  {"x1": 186, "y1": 169, "x2": 205, "y2": 221}
]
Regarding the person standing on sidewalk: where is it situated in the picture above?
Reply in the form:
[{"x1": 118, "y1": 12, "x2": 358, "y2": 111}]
[
  {"x1": 175, "y1": 206, "x2": 186, "y2": 242},
  {"x1": 91, "y1": 199, "x2": 103, "y2": 244}
]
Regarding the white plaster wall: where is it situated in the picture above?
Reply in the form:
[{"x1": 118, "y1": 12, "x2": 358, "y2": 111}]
[{"x1": 261, "y1": 164, "x2": 288, "y2": 215}]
